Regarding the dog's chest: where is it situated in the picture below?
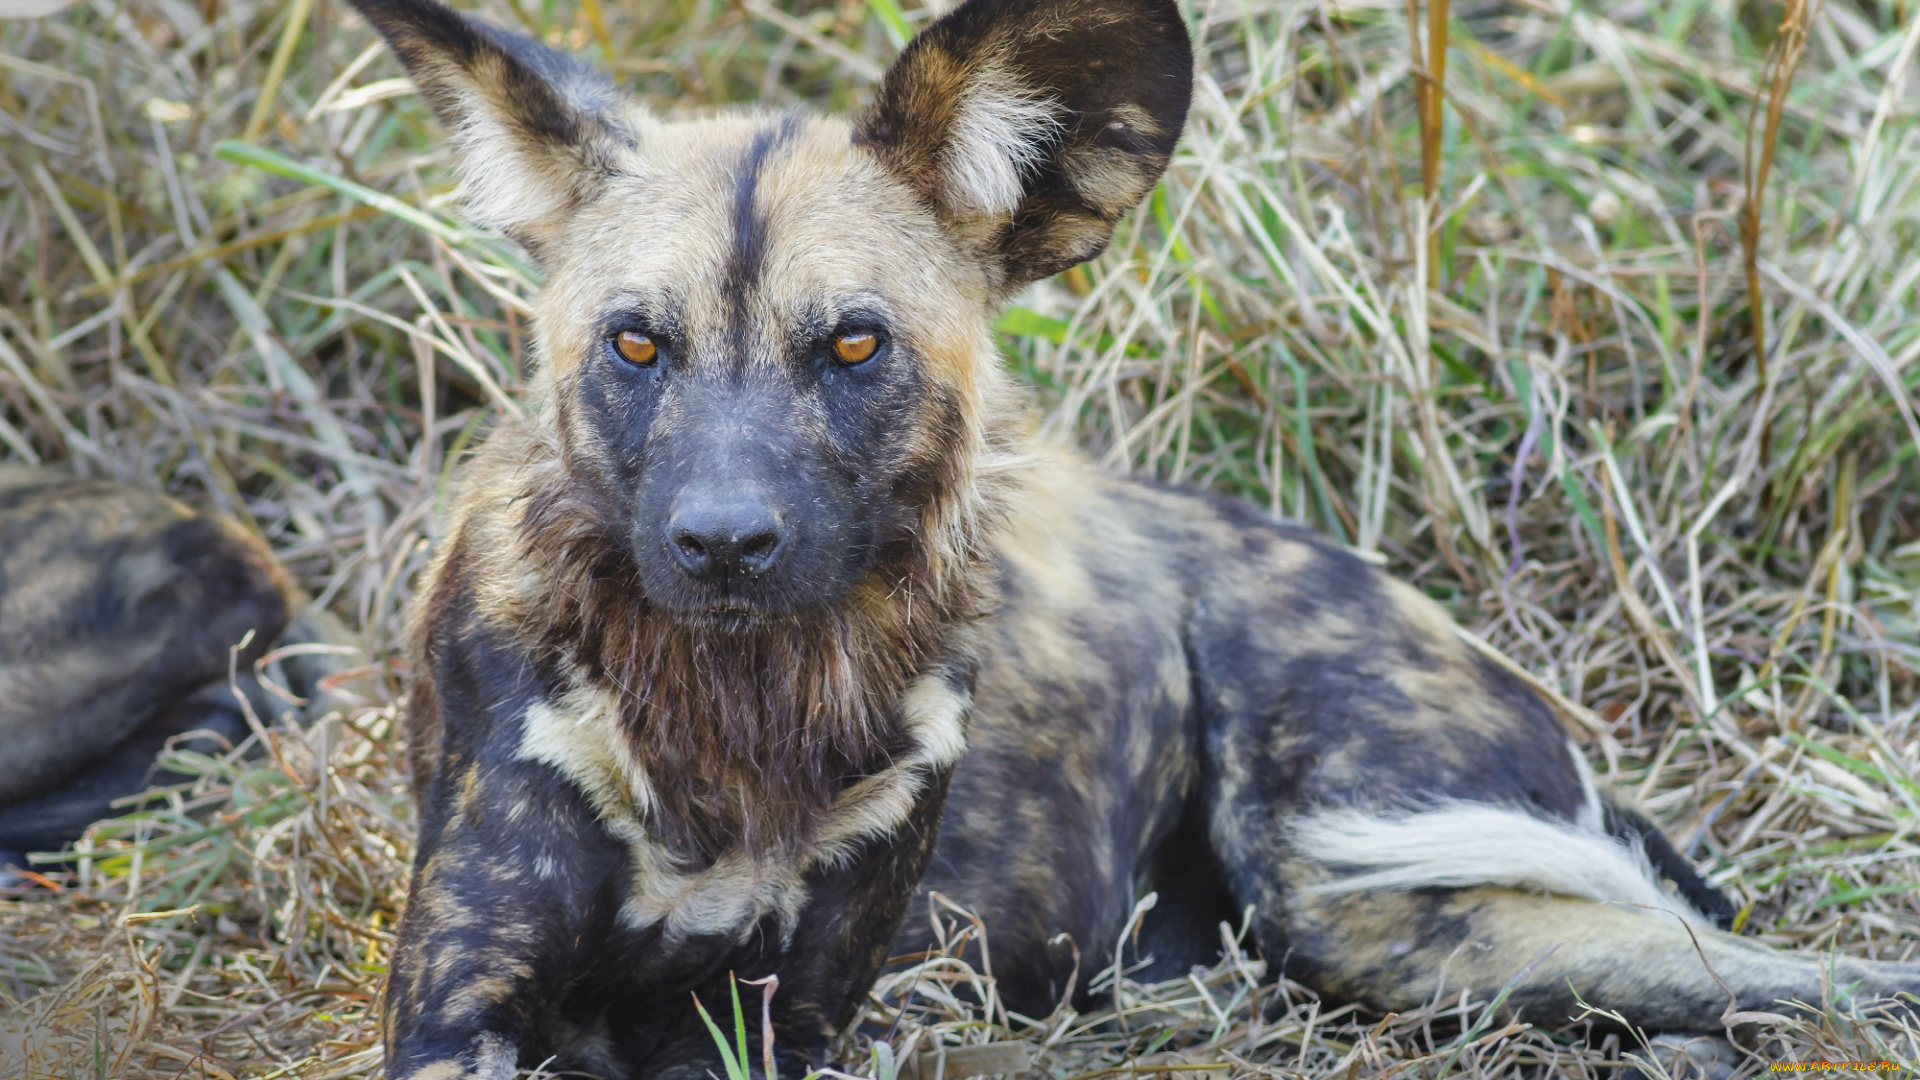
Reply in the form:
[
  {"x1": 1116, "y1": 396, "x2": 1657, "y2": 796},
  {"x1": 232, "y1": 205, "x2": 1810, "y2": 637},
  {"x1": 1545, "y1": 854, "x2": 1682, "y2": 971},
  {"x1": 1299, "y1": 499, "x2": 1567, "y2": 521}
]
[{"x1": 515, "y1": 671, "x2": 969, "y2": 946}]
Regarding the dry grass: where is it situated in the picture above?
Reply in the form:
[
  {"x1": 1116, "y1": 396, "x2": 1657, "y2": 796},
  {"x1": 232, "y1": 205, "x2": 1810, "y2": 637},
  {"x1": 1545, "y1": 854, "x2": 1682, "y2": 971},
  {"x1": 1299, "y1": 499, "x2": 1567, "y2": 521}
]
[{"x1": 3, "y1": 0, "x2": 1919, "y2": 1075}]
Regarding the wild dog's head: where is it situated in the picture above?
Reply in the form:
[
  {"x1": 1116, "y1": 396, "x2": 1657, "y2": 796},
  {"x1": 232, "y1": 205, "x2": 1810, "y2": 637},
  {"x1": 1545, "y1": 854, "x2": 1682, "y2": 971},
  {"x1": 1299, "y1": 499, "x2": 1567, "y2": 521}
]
[
  {"x1": 354, "y1": 0, "x2": 1191, "y2": 623},
  {"x1": 362, "y1": 0, "x2": 1189, "y2": 856}
]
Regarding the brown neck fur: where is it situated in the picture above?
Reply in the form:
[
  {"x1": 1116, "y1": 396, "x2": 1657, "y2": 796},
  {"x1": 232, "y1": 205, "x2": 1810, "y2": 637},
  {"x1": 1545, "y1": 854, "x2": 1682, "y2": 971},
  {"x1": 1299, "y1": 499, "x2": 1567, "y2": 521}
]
[{"x1": 510, "y1": 455, "x2": 980, "y2": 865}]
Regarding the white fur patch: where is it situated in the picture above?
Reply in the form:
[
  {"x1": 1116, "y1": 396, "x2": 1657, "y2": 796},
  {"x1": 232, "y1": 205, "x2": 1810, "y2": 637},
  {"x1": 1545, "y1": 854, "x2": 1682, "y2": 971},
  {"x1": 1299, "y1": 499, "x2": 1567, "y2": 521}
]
[
  {"x1": 942, "y1": 70, "x2": 1060, "y2": 216},
  {"x1": 452, "y1": 106, "x2": 570, "y2": 238},
  {"x1": 517, "y1": 670, "x2": 970, "y2": 944},
  {"x1": 813, "y1": 672, "x2": 971, "y2": 868},
  {"x1": 1569, "y1": 738, "x2": 1606, "y2": 834},
  {"x1": 472, "y1": 1032, "x2": 518, "y2": 1080},
  {"x1": 901, "y1": 669, "x2": 970, "y2": 769},
  {"x1": 517, "y1": 684, "x2": 654, "y2": 821},
  {"x1": 401, "y1": 1036, "x2": 518, "y2": 1080},
  {"x1": 1293, "y1": 801, "x2": 1713, "y2": 929},
  {"x1": 617, "y1": 848, "x2": 811, "y2": 942}
]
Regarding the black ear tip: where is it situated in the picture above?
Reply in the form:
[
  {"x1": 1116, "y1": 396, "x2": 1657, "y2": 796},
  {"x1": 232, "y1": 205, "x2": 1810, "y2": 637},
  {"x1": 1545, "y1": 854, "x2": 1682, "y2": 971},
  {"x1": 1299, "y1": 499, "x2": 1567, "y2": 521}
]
[
  {"x1": 344, "y1": 0, "x2": 484, "y2": 56},
  {"x1": 344, "y1": 0, "x2": 464, "y2": 22},
  {"x1": 343, "y1": 0, "x2": 428, "y2": 27},
  {"x1": 925, "y1": 0, "x2": 1194, "y2": 46}
]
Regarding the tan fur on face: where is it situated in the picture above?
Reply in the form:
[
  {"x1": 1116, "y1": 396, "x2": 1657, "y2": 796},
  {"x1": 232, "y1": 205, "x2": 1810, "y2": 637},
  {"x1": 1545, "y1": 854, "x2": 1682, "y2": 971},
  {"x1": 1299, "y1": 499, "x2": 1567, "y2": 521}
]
[
  {"x1": 534, "y1": 113, "x2": 1000, "y2": 391},
  {"x1": 527, "y1": 111, "x2": 1028, "y2": 586},
  {"x1": 382, "y1": 0, "x2": 1180, "y2": 870}
]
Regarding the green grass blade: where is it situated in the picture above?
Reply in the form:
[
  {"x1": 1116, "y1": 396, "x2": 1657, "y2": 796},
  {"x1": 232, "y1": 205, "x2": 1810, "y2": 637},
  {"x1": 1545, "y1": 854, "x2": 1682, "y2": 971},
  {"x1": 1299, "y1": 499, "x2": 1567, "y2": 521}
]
[
  {"x1": 214, "y1": 140, "x2": 465, "y2": 244},
  {"x1": 865, "y1": 0, "x2": 910, "y2": 50}
]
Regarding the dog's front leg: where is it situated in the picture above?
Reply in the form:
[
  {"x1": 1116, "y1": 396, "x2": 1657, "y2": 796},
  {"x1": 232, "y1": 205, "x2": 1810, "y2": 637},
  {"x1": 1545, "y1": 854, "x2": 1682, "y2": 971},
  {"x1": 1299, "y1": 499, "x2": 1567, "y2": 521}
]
[
  {"x1": 382, "y1": 748, "x2": 622, "y2": 1080},
  {"x1": 766, "y1": 768, "x2": 956, "y2": 1073}
]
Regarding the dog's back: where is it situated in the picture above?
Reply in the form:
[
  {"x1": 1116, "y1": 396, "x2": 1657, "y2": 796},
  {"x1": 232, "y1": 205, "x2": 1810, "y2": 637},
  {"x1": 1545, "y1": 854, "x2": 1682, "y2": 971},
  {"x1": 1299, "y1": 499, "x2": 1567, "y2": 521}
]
[{"x1": 905, "y1": 459, "x2": 1853, "y2": 1027}]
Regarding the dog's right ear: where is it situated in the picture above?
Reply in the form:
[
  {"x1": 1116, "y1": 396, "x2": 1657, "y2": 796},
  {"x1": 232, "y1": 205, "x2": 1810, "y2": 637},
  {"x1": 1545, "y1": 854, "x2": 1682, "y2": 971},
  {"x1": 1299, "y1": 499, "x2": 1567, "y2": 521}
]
[{"x1": 346, "y1": 0, "x2": 631, "y2": 256}]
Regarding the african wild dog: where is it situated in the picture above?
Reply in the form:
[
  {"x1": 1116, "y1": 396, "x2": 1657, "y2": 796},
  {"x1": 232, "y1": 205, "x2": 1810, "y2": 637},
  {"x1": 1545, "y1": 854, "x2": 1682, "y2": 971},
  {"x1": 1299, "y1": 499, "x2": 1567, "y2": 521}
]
[
  {"x1": 350, "y1": 0, "x2": 1920, "y2": 1076},
  {"x1": 0, "y1": 467, "x2": 290, "y2": 872},
  {"x1": 0, "y1": 469, "x2": 369, "y2": 877}
]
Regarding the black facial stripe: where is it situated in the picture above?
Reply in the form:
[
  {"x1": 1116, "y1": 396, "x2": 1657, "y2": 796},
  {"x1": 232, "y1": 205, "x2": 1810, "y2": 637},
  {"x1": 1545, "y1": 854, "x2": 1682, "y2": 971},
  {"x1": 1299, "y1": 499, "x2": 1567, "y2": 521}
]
[{"x1": 723, "y1": 113, "x2": 805, "y2": 323}]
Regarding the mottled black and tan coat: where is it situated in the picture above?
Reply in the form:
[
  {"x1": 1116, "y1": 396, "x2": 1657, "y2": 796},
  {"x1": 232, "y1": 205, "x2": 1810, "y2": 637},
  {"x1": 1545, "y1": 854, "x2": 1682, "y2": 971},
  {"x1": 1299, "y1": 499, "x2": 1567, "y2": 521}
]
[
  {"x1": 346, "y1": 1, "x2": 1920, "y2": 1077},
  {"x1": 0, "y1": 467, "x2": 292, "y2": 868}
]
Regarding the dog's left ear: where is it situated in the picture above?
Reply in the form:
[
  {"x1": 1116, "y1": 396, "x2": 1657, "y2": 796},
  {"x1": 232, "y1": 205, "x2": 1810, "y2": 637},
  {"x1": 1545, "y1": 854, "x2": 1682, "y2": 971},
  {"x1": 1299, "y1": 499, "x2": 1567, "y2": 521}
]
[{"x1": 855, "y1": 0, "x2": 1192, "y2": 294}]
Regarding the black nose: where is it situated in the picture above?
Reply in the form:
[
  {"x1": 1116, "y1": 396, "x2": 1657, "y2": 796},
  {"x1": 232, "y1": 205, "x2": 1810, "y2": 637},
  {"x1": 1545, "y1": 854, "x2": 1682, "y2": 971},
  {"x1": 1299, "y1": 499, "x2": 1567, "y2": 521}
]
[{"x1": 667, "y1": 492, "x2": 785, "y2": 581}]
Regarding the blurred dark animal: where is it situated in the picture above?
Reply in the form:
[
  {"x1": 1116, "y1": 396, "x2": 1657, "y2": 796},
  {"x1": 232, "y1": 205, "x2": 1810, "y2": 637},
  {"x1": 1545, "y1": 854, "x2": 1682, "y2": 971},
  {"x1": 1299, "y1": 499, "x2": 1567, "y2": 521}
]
[
  {"x1": 342, "y1": 0, "x2": 1920, "y2": 1077},
  {"x1": 0, "y1": 467, "x2": 345, "y2": 875}
]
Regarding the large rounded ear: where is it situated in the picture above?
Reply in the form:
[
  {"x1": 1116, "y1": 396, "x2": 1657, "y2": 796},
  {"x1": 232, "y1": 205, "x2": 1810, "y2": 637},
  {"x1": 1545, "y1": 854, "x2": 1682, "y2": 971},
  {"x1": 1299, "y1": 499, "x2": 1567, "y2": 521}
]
[
  {"x1": 854, "y1": 0, "x2": 1192, "y2": 295},
  {"x1": 346, "y1": 0, "x2": 632, "y2": 257}
]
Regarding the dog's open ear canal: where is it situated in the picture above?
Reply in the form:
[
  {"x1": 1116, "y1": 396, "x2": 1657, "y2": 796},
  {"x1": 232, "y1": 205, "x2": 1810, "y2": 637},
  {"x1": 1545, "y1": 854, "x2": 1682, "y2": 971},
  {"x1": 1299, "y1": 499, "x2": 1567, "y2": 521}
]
[
  {"x1": 346, "y1": 0, "x2": 631, "y2": 257},
  {"x1": 855, "y1": 0, "x2": 1193, "y2": 293}
]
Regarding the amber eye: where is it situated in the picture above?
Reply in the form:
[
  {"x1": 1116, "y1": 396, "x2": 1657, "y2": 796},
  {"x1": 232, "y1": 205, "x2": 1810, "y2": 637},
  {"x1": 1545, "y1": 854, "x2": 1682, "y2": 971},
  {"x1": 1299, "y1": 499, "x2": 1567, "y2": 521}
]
[
  {"x1": 831, "y1": 331, "x2": 879, "y2": 365},
  {"x1": 613, "y1": 330, "x2": 657, "y2": 365}
]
